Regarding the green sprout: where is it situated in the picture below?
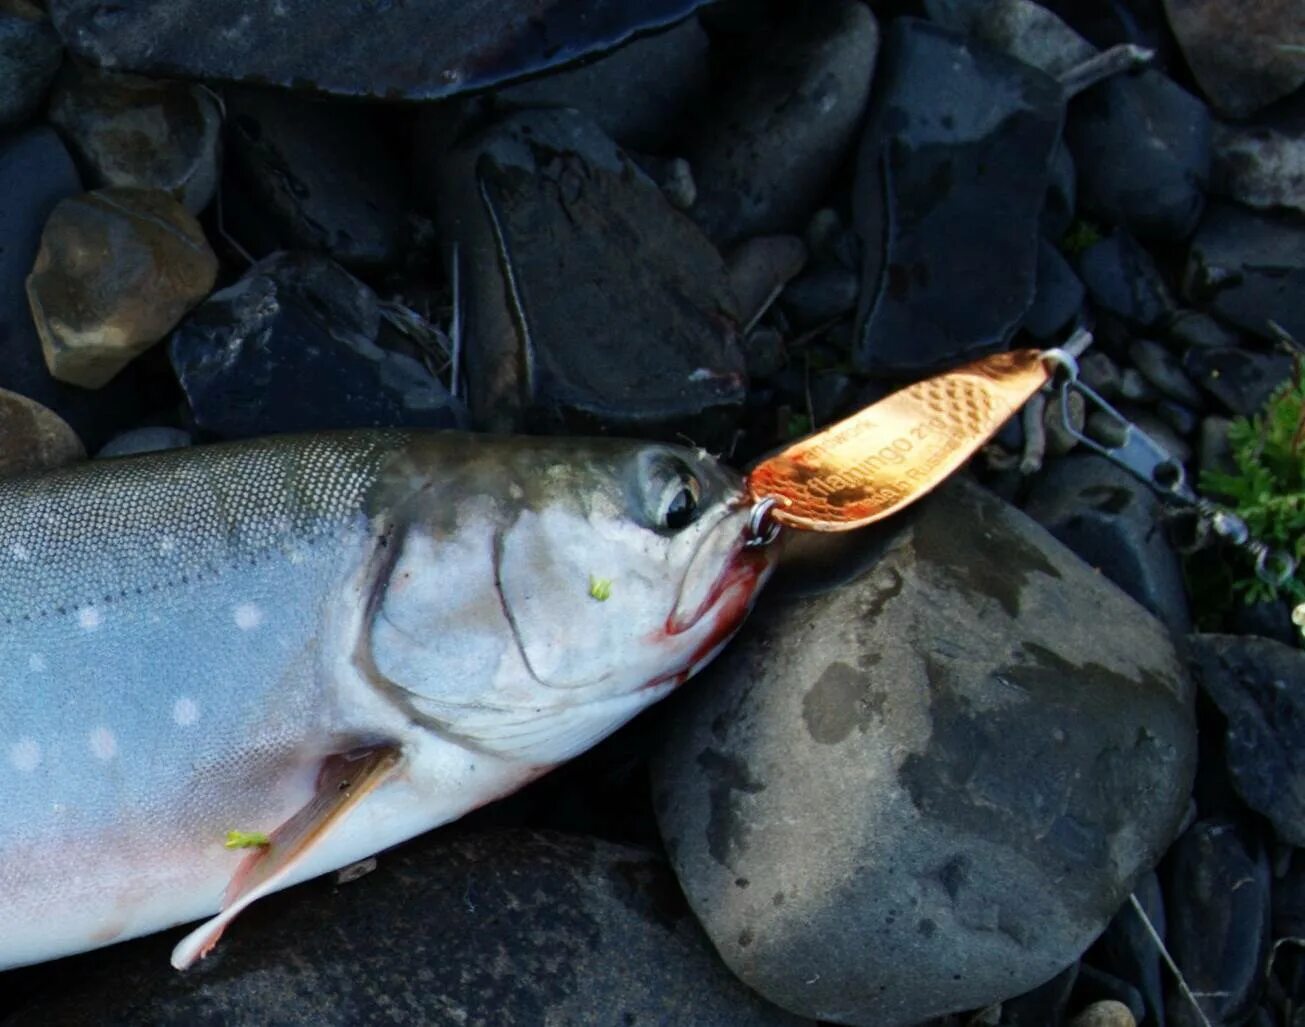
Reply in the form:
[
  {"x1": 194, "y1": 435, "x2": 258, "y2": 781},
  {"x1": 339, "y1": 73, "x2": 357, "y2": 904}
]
[
  {"x1": 588, "y1": 575, "x2": 612, "y2": 602},
  {"x1": 1061, "y1": 219, "x2": 1103, "y2": 259},
  {"x1": 224, "y1": 829, "x2": 271, "y2": 850}
]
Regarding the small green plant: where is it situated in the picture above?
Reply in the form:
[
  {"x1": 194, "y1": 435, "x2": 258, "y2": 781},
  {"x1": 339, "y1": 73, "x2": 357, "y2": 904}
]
[
  {"x1": 587, "y1": 575, "x2": 612, "y2": 602},
  {"x1": 1061, "y1": 219, "x2": 1103, "y2": 259},
  {"x1": 1199, "y1": 358, "x2": 1305, "y2": 607}
]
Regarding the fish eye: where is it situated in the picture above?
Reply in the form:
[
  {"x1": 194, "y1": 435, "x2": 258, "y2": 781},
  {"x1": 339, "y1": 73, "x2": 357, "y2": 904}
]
[{"x1": 646, "y1": 459, "x2": 702, "y2": 532}]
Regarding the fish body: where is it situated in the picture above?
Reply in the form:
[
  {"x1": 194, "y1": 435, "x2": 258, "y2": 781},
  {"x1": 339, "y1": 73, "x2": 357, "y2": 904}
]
[{"x1": 0, "y1": 430, "x2": 773, "y2": 970}]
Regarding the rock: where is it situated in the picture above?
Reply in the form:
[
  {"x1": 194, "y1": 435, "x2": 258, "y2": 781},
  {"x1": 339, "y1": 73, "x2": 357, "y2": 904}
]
[
  {"x1": 646, "y1": 156, "x2": 697, "y2": 211},
  {"x1": 0, "y1": 388, "x2": 84, "y2": 477},
  {"x1": 0, "y1": 128, "x2": 148, "y2": 450},
  {"x1": 1067, "y1": 70, "x2": 1210, "y2": 242},
  {"x1": 47, "y1": 0, "x2": 711, "y2": 101},
  {"x1": 95, "y1": 426, "x2": 191, "y2": 459},
  {"x1": 652, "y1": 477, "x2": 1195, "y2": 1027},
  {"x1": 1198, "y1": 415, "x2": 1236, "y2": 477},
  {"x1": 1212, "y1": 96, "x2": 1305, "y2": 216},
  {"x1": 1079, "y1": 351, "x2": 1122, "y2": 400},
  {"x1": 170, "y1": 252, "x2": 465, "y2": 439},
  {"x1": 1189, "y1": 636, "x2": 1305, "y2": 847},
  {"x1": 1162, "y1": 819, "x2": 1270, "y2": 1026},
  {"x1": 1072, "y1": 966, "x2": 1146, "y2": 1027},
  {"x1": 434, "y1": 108, "x2": 745, "y2": 441},
  {"x1": 1067, "y1": 1000, "x2": 1136, "y2": 1027},
  {"x1": 1183, "y1": 344, "x2": 1293, "y2": 416},
  {"x1": 1168, "y1": 308, "x2": 1242, "y2": 350},
  {"x1": 222, "y1": 88, "x2": 408, "y2": 271},
  {"x1": 0, "y1": 0, "x2": 61, "y2": 127},
  {"x1": 923, "y1": 0, "x2": 1095, "y2": 77},
  {"x1": 1044, "y1": 388, "x2": 1087, "y2": 457},
  {"x1": 1044, "y1": 139, "x2": 1078, "y2": 242},
  {"x1": 1117, "y1": 368, "x2": 1159, "y2": 405},
  {"x1": 1024, "y1": 239, "x2": 1086, "y2": 340},
  {"x1": 778, "y1": 262, "x2": 860, "y2": 331},
  {"x1": 1160, "y1": 0, "x2": 1305, "y2": 118},
  {"x1": 1184, "y1": 202, "x2": 1305, "y2": 343},
  {"x1": 1076, "y1": 232, "x2": 1174, "y2": 329},
  {"x1": 1091, "y1": 871, "x2": 1167, "y2": 1027},
  {"x1": 1001, "y1": 962, "x2": 1079, "y2": 1026},
  {"x1": 728, "y1": 236, "x2": 808, "y2": 329},
  {"x1": 743, "y1": 327, "x2": 785, "y2": 380},
  {"x1": 852, "y1": 19, "x2": 1063, "y2": 376},
  {"x1": 685, "y1": 1, "x2": 878, "y2": 245},
  {"x1": 1023, "y1": 454, "x2": 1192, "y2": 636},
  {"x1": 1156, "y1": 399, "x2": 1199, "y2": 437},
  {"x1": 47, "y1": 65, "x2": 222, "y2": 214},
  {"x1": 1129, "y1": 339, "x2": 1204, "y2": 408},
  {"x1": 1228, "y1": 601, "x2": 1301, "y2": 650},
  {"x1": 26, "y1": 188, "x2": 218, "y2": 389},
  {"x1": 2, "y1": 829, "x2": 809, "y2": 1026}
]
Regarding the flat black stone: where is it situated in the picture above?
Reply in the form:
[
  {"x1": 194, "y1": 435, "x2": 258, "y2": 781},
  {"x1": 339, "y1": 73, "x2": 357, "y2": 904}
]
[
  {"x1": 1183, "y1": 344, "x2": 1293, "y2": 417},
  {"x1": 48, "y1": 0, "x2": 708, "y2": 100}
]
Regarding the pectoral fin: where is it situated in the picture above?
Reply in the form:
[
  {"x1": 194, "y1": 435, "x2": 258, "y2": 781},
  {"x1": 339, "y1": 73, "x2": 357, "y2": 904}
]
[{"x1": 171, "y1": 743, "x2": 402, "y2": 970}]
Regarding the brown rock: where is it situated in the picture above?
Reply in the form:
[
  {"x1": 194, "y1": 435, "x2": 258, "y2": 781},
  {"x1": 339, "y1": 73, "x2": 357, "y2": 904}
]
[
  {"x1": 1161, "y1": 0, "x2": 1305, "y2": 117},
  {"x1": 0, "y1": 387, "x2": 85, "y2": 477},
  {"x1": 25, "y1": 187, "x2": 218, "y2": 389},
  {"x1": 1067, "y1": 999, "x2": 1137, "y2": 1027}
]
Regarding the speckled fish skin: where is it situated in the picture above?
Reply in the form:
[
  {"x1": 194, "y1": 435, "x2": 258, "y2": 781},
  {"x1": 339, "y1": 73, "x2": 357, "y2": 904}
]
[{"x1": 0, "y1": 430, "x2": 775, "y2": 970}]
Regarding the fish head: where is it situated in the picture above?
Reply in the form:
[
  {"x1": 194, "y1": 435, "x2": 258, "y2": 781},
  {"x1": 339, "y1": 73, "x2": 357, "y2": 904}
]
[{"x1": 367, "y1": 436, "x2": 778, "y2": 761}]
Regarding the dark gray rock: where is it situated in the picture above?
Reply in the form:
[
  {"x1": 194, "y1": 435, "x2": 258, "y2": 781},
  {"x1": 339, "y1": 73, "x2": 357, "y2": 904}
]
[
  {"x1": 727, "y1": 235, "x2": 808, "y2": 329},
  {"x1": 1129, "y1": 339, "x2": 1204, "y2": 408},
  {"x1": 1183, "y1": 344, "x2": 1294, "y2": 416},
  {"x1": 1163, "y1": 819, "x2": 1270, "y2": 1026},
  {"x1": 0, "y1": 387, "x2": 83, "y2": 477},
  {"x1": 96, "y1": 426, "x2": 191, "y2": 458},
  {"x1": 653, "y1": 478, "x2": 1195, "y2": 1026},
  {"x1": 1117, "y1": 368, "x2": 1159, "y2": 405},
  {"x1": 1025, "y1": 239, "x2": 1086, "y2": 340},
  {"x1": 1189, "y1": 635, "x2": 1305, "y2": 847},
  {"x1": 433, "y1": 108, "x2": 745, "y2": 441},
  {"x1": 1129, "y1": 408, "x2": 1193, "y2": 465},
  {"x1": 743, "y1": 327, "x2": 785, "y2": 379},
  {"x1": 1045, "y1": 139, "x2": 1078, "y2": 243},
  {"x1": 1023, "y1": 454, "x2": 1192, "y2": 636},
  {"x1": 1077, "y1": 232, "x2": 1174, "y2": 329},
  {"x1": 1184, "y1": 202, "x2": 1305, "y2": 343},
  {"x1": 778, "y1": 261, "x2": 860, "y2": 330},
  {"x1": 1212, "y1": 94, "x2": 1305, "y2": 217},
  {"x1": 1156, "y1": 400, "x2": 1199, "y2": 438},
  {"x1": 923, "y1": 0, "x2": 1095, "y2": 77},
  {"x1": 1067, "y1": 70, "x2": 1210, "y2": 241},
  {"x1": 1168, "y1": 308, "x2": 1242, "y2": 350},
  {"x1": 1228, "y1": 601, "x2": 1301, "y2": 651},
  {"x1": 1002, "y1": 962, "x2": 1080, "y2": 1027},
  {"x1": 2, "y1": 830, "x2": 808, "y2": 1026},
  {"x1": 47, "y1": 65, "x2": 222, "y2": 214},
  {"x1": 222, "y1": 88, "x2": 408, "y2": 271},
  {"x1": 685, "y1": 0, "x2": 878, "y2": 245},
  {"x1": 1091, "y1": 870, "x2": 1167, "y2": 1027},
  {"x1": 0, "y1": 0, "x2": 61, "y2": 127},
  {"x1": 47, "y1": 0, "x2": 710, "y2": 101},
  {"x1": 852, "y1": 19, "x2": 1064, "y2": 377},
  {"x1": 1198, "y1": 415, "x2": 1236, "y2": 477},
  {"x1": 1161, "y1": 0, "x2": 1305, "y2": 118},
  {"x1": 0, "y1": 127, "x2": 147, "y2": 451},
  {"x1": 1079, "y1": 350, "x2": 1123, "y2": 400},
  {"x1": 170, "y1": 252, "x2": 465, "y2": 439}
]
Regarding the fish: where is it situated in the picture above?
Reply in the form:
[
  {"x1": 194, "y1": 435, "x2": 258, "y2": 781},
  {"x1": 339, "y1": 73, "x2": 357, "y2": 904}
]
[{"x1": 0, "y1": 429, "x2": 776, "y2": 971}]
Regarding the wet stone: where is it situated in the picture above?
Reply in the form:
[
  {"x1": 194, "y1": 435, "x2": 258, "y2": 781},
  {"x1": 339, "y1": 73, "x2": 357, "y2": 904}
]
[
  {"x1": 1067, "y1": 1000, "x2": 1136, "y2": 1027},
  {"x1": 727, "y1": 235, "x2": 808, "y2": 330},
  {"x1": 923, "y1": 0, "x2": 1095, "y2": 78},
  {"x1": 1183, "y1": 344, "x2": 1294, "y2": 417},
  {"x1": 1161, "y1": 0, "x2": 1305, "y2": 118},
  {"x1": 1184, "y1": 202, "x2": 1305, "y2": 343},
  {"x1": 852, "y1": 19, "x2": 1064, "y2": 377},
  {"x1": 685, "y1": 0, "x2": 879, "y2": 245},
  {"x1": 653, "y1": 478, "x2": 1195, "y2": 1027},
  {"x1": 0, "y1": 0, "x2": 61, "y2": 127},
  {"x1": 1212, "y1": 95, "x2": 1305, "y2": 217},
  {"x1": 1066, "y1": 70, "x2": 1211, "y2": 242},
  {"x1": 1079, "y1": 350, "x2": 1122, "y2": 400},
  {"x1": 2, "y1": 829, "x2": 809, "y2": 1026},
  {"x1": 1162, "y1": 819, "x2": 1270, "y2": 1026},
  {"x1": 0, "y1": 388, "x2": 84, "y2": 477},
  {"x1": 1168, "y1": 308, "x2": 1242, "y2": 350},
  {"x1": 47, "y1": 0, "x2": 711, "y2": 101},
  {"x1": 1044, "y1": 139, "x2": 1078, "y2": 242},
  {"x1": 95, "y1": 426, "x2": 191, "y2": 459},
  {"x1": 1189, "y1": 635, "x2": 1305, "y2": 847},
  {"x1": 169, "y1": 252, "x2": 466, "y2": 439},
  {"x1": 1129, "y1": 339, "x2": 1204, "y2": 408},
  {"x1": 1023, "y1": 454, "x2": 1192, "y2": 636},
  {"x1": 1156, "y1": 399, "x2": 1199, "y2": 438},
  {"x1": 27, "y1": 188, "x2": 218, "y2": 390},
  {"x1": 1072, "y1": 966, "x2": 1146, "y2": 1027},
  {"x1": 778, "y1": 261, "x2": 861, "y2": 331},
  {"x1": 434, "y1": 108, "x2": 745, "y2": 441},
  {"x1": 1117, "y1": 368, "x2": 1158, "y2": 405},
  {"x1": 1090, "y1": 871, "x2": 1166, "y2": 1027},
  {"x1": 47, "y1": 65, "x2": 222, "y2": 215},
  {"x1": 1024, "y1": 238, "x2": 1086, "y2": 340},
  {"x1": 1076, "y1": 232, "x2": 1174, "y2": 329}
]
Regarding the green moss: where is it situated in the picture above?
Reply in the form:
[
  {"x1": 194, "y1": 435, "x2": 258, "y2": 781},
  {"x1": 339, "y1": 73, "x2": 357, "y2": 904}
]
[{"x1": 1061, "y1": 219, "x2": 1103, "y2": 259}]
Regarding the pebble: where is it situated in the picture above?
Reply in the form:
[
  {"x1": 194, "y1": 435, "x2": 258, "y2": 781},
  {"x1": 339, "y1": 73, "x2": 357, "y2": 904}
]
[
  {"x1": 653, "y1": 478, "x2": 1196, "y2": 1026},
  {"x1": 1023, "y1": 454, "x2": 1192, "y2": 636},
  {"x1": 1076, "y1": 232, "x2": 1174, "y2": 329},
  {"x1": 222, "y1": 87, "x2": 408, "y2": 271},
  {"x1": 46, "y1": 0, "x2": 712, "y2": 101},
  {"x1": 1118, "y1": 368, "x2": 1159, "y2": 405},
  {"x1": 0, "y1": 388, "x2": 84, "y2": 477},
  {"x1": 433, "y1": 108, "x2": 744, "y2": 441},
  {"x1": 47, "y1": 65, "x2": 222, "y2": 214},
  {"x1": 1044, "y1": 139, "x2": 1078, "y2": 242},
  {"x1": 1079, "y1": 350, "x2": 1122, "y2": 400},
  {"x1": 0, "y1": 0, "x2": 61, "y2": 127},
  {"x1": 4, "y1": 829, "x2": 810, "y2": 1025},
  {"x1": 1129, "y1": 339, "x2": 1205, "y2": 408},
  {"x1": 1073, "y1": 966, "x2": 1146, "y2": 1027},
  {"x1": 1212, "y1": 95, "x2": 1305, "y2": 217},
  {"x1": 686, "y1": 0, "x2": 879, "y2": 245},
  {"x1": 743, "y1": 327, "x2": 785, "y2": 380},
  {"x1": 1162, "y1": 819, "x2": 1270, "y2": 1026},
  {"x1": 1067, "y1": 1000, "x2": 1136, "y2": 1027},
  {"x1": 1189, "y1": 635, "x2": 1305, "y2": 847},
  {"x1": 26, "y1": 188, "x2": 218, "y2": 389},
  {"x1": 1024, "y1": 239, "x2": 1086, "y2": 340},
  {"x1": 170, "y1": 252, "x2": 465, "y2": 439},
  {"x1": 1184, "y1": 201, "x2": 1305, "y2": 343},
  {"x1": 1168, "y1": 308, "x2": 1242, "y2": 350},
  {"x1": 1044, "y1": 387, "x2": 1086, "y2": 457},
  {"x1": 853, "y1": 19, "x2": 1063, "y2": 376},
  {"x1": 1091, "y1": 871, "x2": 1167, "y2": 1027},
  {"x1": 778, "y1": 261, "x2": 860, "y2": 331},
  {"x1": 1161, "y1": 0, "x2": 1305, "y2": 117},
  {"x1": 640, "y1": 155, "x2": 697, "y2": 211},
  {"x1": 923, "y1": 0, "x2": 1095, "y2": 77},
  {"x1": 1130, "y1": 407, "x2": 1194, "y2": 466},
  {"x1": 95, "y1": 427, "x2": 192, "y2": 459},
  {"x1": 1183, "y1": 344, "x2": 1294, "y2": 417},
  {"x1": 1156, "y1": 399, "x2": 1200, "y2": 438},
  {"x1": 1067, "y1": 70, "x2": 1211, "y2": 241},
  {"x1": 727, "y1": 235, "x2": 808, "y2": 329}
]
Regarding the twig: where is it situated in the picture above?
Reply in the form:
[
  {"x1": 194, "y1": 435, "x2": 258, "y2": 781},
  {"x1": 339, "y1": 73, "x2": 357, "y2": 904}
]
[
  {"x1": 1129, "y1": 892, "x2": 1215, "y2": 1027},
  {"x1": 1059, "y1": 44, "x2": 1155, "y2": 98},
  {"x1": 449, "y1": 241, "x2": 463, "y2": 400},
  {"x1": 1020, "y1": 391, "x2": 1048, "y2": 474}
]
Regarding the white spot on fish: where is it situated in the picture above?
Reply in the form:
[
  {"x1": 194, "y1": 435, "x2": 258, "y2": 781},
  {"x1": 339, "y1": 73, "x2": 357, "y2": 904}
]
[
  {"x1": 89, "y1": 726, "x2": 117, "y2": 761},
  {"x1": 27, "y1": 653, "x2": 46, "y2": 673},
  {"x1": 9, "y1": 543, "x2": 29, "y2": 562},
  {"x1": 233, "y1": 603, "x2": 263, "y2": 631},
  {"x1": 9, "y1": 738, "x2": 41, "y2": 773},
  {"x1": 77, "y1": 606, "x2": 103, "y2": 631},
  {"x1": 173, "y1": 696, "x2": 200, "y2": 727},
  {"x1": 159, "y1": 537, "x2": 176, "y2": 555}
]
